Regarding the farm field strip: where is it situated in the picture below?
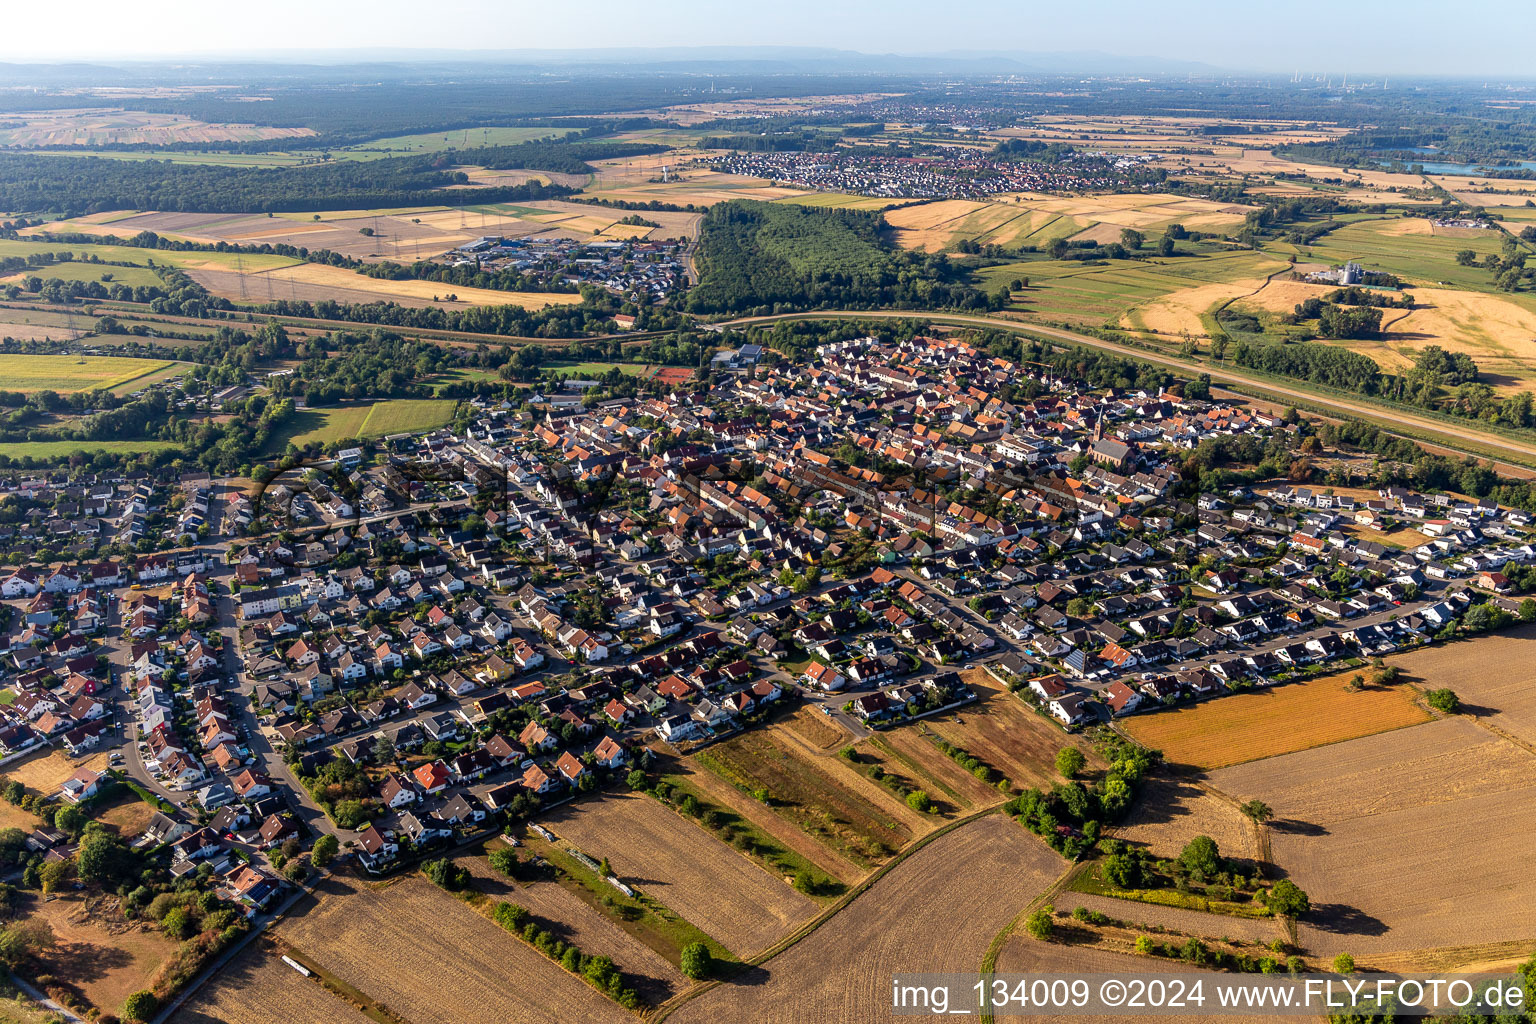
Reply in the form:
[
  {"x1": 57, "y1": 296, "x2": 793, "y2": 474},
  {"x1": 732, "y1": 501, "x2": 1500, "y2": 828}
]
[
  {"x1": 667, "y1": 817, "x2": 1064, "y2": 1024},
  {"x1": 0, "y1": 353, "x2": 183, "y2": 393},
  {"x1": 1211, "y1": 718, "x2": 1536, "y2": 954},
  {"x1": 454, "y1": 850, "x2": 687, "y2": 1005},
  {"x1": 170, "y1": 940, "x2": 377, "y2": 1024},
  {"x1": 1122, "y1": 669, "x2": 1431, "y2": 770},
  {"x1": 691, "y1": 728, "x2": 915, "y2": 869},
  {"x1": 540, "y1": 791, "x2": 819, "y2": 958},
  {"x1": 277, "y1": 874, "x2": 631, "y2": 1024}
]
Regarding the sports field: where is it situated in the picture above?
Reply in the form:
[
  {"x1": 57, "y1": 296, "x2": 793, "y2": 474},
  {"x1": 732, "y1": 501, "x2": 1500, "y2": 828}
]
[
  {"x1": 1122, "y1": 669, "x2": 1432, "y2": 770},
  {"x1": 268, "y1": 398, "x2": 457, "y2": 450},
  {"x1": 0, "y1": 354, "x2": 184, "y2": 393}
]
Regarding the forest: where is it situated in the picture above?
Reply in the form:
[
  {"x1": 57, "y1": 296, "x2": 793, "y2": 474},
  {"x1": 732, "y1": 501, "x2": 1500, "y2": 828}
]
[
  {"x1": 0, "y1": 153, "x2": 574, "y2": 214},
  {"x1": 686, "y1": 200, "x2": 989, "y2": 314}
]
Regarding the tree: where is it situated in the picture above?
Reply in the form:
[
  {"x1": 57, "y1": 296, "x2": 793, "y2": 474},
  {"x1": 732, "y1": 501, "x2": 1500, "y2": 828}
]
[
  {"x1": 372, "y1": 734, "x2": 396, "y2": 763},
  {"x1": 75, "y1": 831, "x2": 132, "y2": 886},
  {"x1": 1521, "y1": 598, "x2": 1536, "y2": 623},
  {"x1": 1120, "y1": 228, "x2": 1144, "y2": 250},
  {"x1": 123, "y1": 990, "x2": 158, "y2": 1023},
  {"x1": 1240, "y1": 799, "x2": 1273, "y2": 825},
  {"x1": 1425, "y1": 688, "x2": 1460, "y2": 713},
  {"x1": 0, "y1": 920, "x2": 52, "y2": 969},
  {"x1": 1025, "y1": 908, "x2": 1054, "y2": 940},
  {"x1": 679, "y1": 941, "x2": 713, "y2": 979},
  {"x1": 1055, "y1": 746, "x2": 1086, "y2": 779},
  {"x1": 489, "y1": 847, "x2": 520, "y2": 877},
  {"x1": 906, "y1": 789, "x2": 933, "y2": 813},
  {"x1": 1266, "y1": 879, "x2": 1311, "y2": 918},
  {"x1": 312, "y1": 834, "x2": 339, "y2": 868},
  {"x1": 1177, "y1": 835, "x2": 1222, "y2": 877},
  {"x1": 1333, "y1": 952, "x2": 1356, "y2": 974}
]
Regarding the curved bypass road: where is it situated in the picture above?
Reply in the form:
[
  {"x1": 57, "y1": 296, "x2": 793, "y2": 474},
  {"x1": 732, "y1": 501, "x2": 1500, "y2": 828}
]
[{"x1": 720, "y1": 310, "x2": 1536, "y2": 472}]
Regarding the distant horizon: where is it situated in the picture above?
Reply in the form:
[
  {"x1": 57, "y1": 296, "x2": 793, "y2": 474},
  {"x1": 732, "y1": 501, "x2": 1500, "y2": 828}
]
[{"x1": 3, "y1": 0, "x2": 1535, "y2": 78}]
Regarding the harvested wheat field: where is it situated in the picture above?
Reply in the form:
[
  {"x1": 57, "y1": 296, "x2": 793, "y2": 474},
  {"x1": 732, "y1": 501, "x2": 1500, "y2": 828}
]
[
  {"x1": 189, "y1": 262, "x2": 580, "y2": 310},
  {"x1": 1117, "y1": 774, "x2": 1258, "y2": 864},
  {"x1": 29, "y1": 891, "x2": 177, "y2": 1016},
  {"x1": 454, "y1": 849, "x2": 686, "y2": 1005},
  {"x1": 1211, "y1": 717, "x2": 1536, "y2": 954},
  {"x1": 669, "y1": 816, "x2": 1064, "y2": 1024},
  {"x1": 541, "y1": 791, "x2": 817, "y2": 957},
  {"x1": 1234, "y1": 277, "x2": 1536, "y2": 392},
  {"x1": 1125, "y1": 275, "x2": 1277, "y2": 338},
  {"x1": 1385, "y1": 625, "x2": 1536, "y2": 747},
  {"x1": 997, "y1": 936, "x2": 1273, "y2": 1024},
  {"x1": 171, "y1": 939, "x2": 374, "y2": 1024},
  {"x1": 919, "y1": 671, "x2": 1093, "y2": 789},
  {"x1": 278, "y1": 873, "x2": 629, "y2": 1024},
  {"x1": 1122, "y1": 670, "x2": 1431, "y2": 770}
]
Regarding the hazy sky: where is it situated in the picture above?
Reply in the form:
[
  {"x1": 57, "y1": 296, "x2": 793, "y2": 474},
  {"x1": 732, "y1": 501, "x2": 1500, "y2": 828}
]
[{"x1": 2, "y1": 0, "x2": 1533, "y2": 77}]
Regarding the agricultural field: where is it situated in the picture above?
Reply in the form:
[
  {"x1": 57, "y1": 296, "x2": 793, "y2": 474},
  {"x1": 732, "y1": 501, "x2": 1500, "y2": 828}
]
[
  {"x1": 770, "y1": 192, "x2": 905, "y2": 211},
  {"x1": 0, "y1": 107, "x2": 316, "y2": 147},
  {"x1": 172, "y1": 940, "x2": 377, "y2": 1024},
  {"x1": 1211, "y1": 717, "x2": 1536, "y2": 955},
  {"x1": 1266, "y1": 216, "x2": 1510, "y2": 292},
  {"x1": 453, "y1": 848, "x2": 687, "y2": 1005},
  {"x1": 915, "y1": 670, "x2": 1095, "y2": 790},
  {"x1": 265, "y1": 398, "x2": 456, "y2": 450},
  {"x1": 0, "y1": 354, "x2": 183, "y2": 394},
  {"x1": 668, "y1": 816, "x2": 1064, "y2": 1024},
  {"x1": 579, "y1": 156, "x2": 805, "y2": 208},
  {"x1": 341, "y1": 125, "x2": 578, "y2": 156},
  {"x1": 33, "y1": 199, "x2": 698, "y2": 270},
  {"x1": 0, "y1": 237, "x2": 302, "y2": 274},
  {"x1": 277, "y1": 873, "x2": 631, "y2": 1024},
  {"x1": 1381, "y1": 624, "x2": 1536, "y2": 747},
  {"x1": 1117, "y1": 774, "x2": 1259, "y2": 865},
  {"x1": 996, "y1": 932, "x2": 1273, "y2": 1024},
  {"x1": 691, "y1": 726, "x2": 919, "y2": 870},
  {"x1": 0, "y1": 439, "x2": 179, "y2": 460},
  {"x1": 0, "y1": 261, "x2": 164, "y2": 288},
  {"x1": 970, "y1": 249, "x2": 1286, "y2": 333},
  {"x1": 188, "y1": 260, "x2": 581, "y2": 310},
  {"x1": 863, "y1": 728, "x2": 1012, "y2": 812},
  {"x1": 664, "y1": 759, "x2": 865, "y2": 885},
  {"x1": 885, "y1": 193, "x2": 1254, "y2": 253},
  {"x1": 25, "y1": 890, "x2": 178, "y2": 1017},
  {"x1": 540, "y1": 791, "x2": 818, "y2": 957},
  {"x1": 1121, "y1": 669, "x2": 1432, "y2": 770}
]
